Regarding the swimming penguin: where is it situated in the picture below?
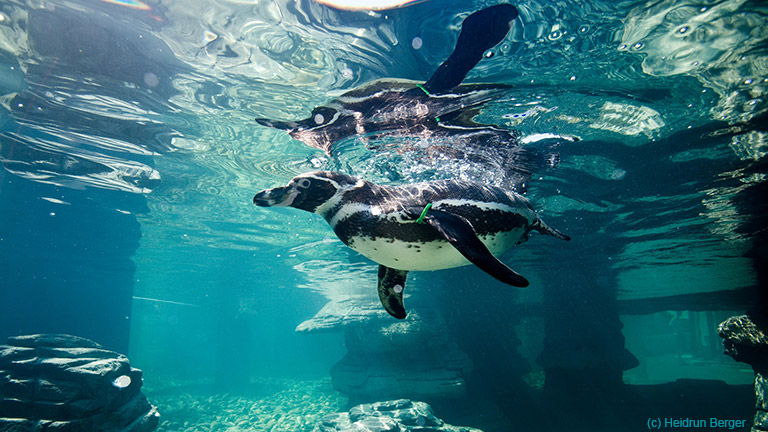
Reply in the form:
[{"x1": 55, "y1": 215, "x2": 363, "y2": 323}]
[
  {"x1": 255, "y1": 4, "x2": 520, "y2": 154},
  {"x1": 253, "y1": 171, "x2": 570, "y2": 319}
]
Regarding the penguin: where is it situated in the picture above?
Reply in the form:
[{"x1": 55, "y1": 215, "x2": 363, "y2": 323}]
[
  {"x1": 255, "y1": 4, "x2": 521, "y2": 154},
  {"x1": 253, "y1": 171, "x2": 570, "y2": 319}
]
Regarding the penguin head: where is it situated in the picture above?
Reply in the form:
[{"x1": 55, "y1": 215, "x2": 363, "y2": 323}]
[
  {"x1": 253, "y1": 171, "x2": 360, "y2": 213},
  {"x1": 255, "y1": 105, "x2": 354, "y2": 154}
]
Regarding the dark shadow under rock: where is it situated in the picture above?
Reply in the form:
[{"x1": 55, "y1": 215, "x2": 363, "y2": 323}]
[{"x1": 0, "y1": 334, "x2": 159, "y2": 432}]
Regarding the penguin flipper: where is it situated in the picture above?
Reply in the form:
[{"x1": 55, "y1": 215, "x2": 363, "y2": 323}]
[
  {"x1": 377, "y1": 265, "x2": 409, "y2": 319},
  {"x1": 421, "y1": 208, "x2": 530, "y2": 287},
  {"x1": 423, "y1": 4, "x2": 519, "y2": 94}
]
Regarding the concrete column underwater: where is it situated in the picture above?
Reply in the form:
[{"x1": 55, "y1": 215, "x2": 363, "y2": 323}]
[{"x1": 0, "y1": 176, "x2": 146, "y2": 353}]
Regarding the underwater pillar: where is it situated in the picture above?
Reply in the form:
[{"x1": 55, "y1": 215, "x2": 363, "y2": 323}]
[
  {"x1": 213, "y1": 296, "x2": 252, "y2": 390},
  {"x1": 536, "y1": 241, "x2": 638, "y2": 430},
  {"x1": 426, "y1": 267, "x2": 537, "y2": 429},
  {"x1": 0, "y1": 177, "x2": 144, "y2": 353}
]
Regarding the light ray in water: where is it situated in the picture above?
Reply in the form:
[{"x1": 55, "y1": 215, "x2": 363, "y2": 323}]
[
  {"x1": 99, "y1": 0, "x2": 151, "y2": 10},
  {"x1": 132, "y1": 296, "x2": 199, "y2": 307},
  {"x1": 312, "y1": 0, "x2": 423, "y2": 11}
]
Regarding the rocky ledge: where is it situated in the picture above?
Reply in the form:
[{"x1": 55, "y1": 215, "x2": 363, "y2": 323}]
[
  {"x1": 314, "y1": 399, "x2": 482, "y2": 432},
  {"x1": 0, "y1": 334, "x2": 159, "y2": 432},
  {"x1": 295, "y1": 297, "x2": 392, "y2": 333},
  {"x1": 719, "y1": 315, "x2": 768, "y2": 432},
  {"x1": 297, "y1": 297, "x2": 472, "y2": 401}
]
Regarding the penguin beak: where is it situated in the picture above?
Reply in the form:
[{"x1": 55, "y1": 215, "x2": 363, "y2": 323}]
[
  {"x1": 255, "y1": 117, "x2": 299, "y2": 131},
  {"x1": 253, "y1": 186, "x2": 297, "y2": 207}
]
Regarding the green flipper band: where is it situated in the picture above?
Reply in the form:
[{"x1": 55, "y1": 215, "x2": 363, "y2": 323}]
[
  {"x1": 416, "y1": 203, "x2": 432, "y2": 224},
  {"x1": 416, "y1": 84, "x2": 431, "y2": 96},
  {"x1": 415, "y1": 85, "x2": 440, "y2": 123}
]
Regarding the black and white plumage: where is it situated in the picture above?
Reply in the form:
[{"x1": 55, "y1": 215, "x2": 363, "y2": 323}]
[
  {"x1": 255, "y1": 4, "x2": 521, "y2": 154},
  {"x1": 253, "y1": 171, "x2": 570, "y2": 319},
  {"x1": 255, "y1": 79, "x2": 512, "y2": 154}
]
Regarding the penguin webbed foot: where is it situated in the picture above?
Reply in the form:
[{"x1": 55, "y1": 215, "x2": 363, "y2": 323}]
[{"x1": 378, "y1": 265, "x2": 408, "y2": 319}]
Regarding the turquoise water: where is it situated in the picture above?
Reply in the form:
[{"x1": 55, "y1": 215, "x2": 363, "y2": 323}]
[{"x1": 0, "y1": 0, "x2": 766, "y2": 431}]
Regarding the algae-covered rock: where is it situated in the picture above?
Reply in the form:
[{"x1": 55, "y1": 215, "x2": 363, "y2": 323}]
[
  {"x1": 0, "y1": 334, "x2": 159, "y2": 432},
  {"x1": 719, "y1": 315, "x2": 768, "y2": 368},
  {"x1": 314, "y1": 399, "x2": 482, "y2": 432},
  {"x1": 718, "y1": 315, "x2": 768, "y2": 432}
]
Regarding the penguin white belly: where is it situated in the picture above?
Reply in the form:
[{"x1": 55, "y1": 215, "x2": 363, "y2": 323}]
[{"x1": 348, "y1": 228, "x2": 526, "y2": 271}]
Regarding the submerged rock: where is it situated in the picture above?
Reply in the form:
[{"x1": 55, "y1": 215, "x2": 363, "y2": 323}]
[
  {"x1": 299, "y1": 298, "x2": 472, "y2": 401},
  {"x1": 296, "y1": 297, "x2": 392, "y2": 333},
  {"x1": 719, "y1": 315, "x2": 768, "y2": 432},
  {"x1": 314, "y1": 399, "x2": 482, "y2": 432},
  {"x1": 719, "y1": 315, "x2": 768, "y2": 366},
  {"x1": 0, "y1": 334, "x2": 159, "y2": 432},
  {"x1": 331, "y1": 317, "x2": 473, "y2": 400}
]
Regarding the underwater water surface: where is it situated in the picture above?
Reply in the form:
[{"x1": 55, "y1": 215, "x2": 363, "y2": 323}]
[{"x1": 0, "y1": 0, "x2": 766, "y2": 431}]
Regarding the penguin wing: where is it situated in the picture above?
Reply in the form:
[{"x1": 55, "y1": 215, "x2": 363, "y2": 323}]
[
  {"x1": 377, "y1": 265, "x2": 409, "y2": 319},
  {"x1": 423, "y1": 4, "x2": 519, "y2": 94},
  {"x1": 419, "y1": 208, "x2": 530, "y2": 287}
]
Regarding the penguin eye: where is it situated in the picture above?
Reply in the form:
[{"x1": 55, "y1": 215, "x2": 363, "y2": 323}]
[
  {"x1": 297, "y1": 178, "x2": 312, "y2": 189},
  {"x1": 311, "y1": 107, "x2": 337, "y2": 125}
]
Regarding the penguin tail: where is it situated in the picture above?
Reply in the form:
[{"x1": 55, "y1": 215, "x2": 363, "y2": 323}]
[{"x1": 533, "y1": 218, "x2": 571, "y2": 241}]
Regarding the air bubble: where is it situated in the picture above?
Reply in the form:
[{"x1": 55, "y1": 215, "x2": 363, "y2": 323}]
[
  {"x1": 203, "y1": 30, "x2": 218, "y2": 43},
  {"x1": 633, "y1": 42, "x2": 644, "y2": 50},
  {"x1": 744, "y1": 78, "x2": 754, "y2": 85},
  {"x1": 393, "y1": 284, "x2": 403, "y2": 294},
  {"x1": 411, "y1": 37, "x2": 423, "y2": 50},
  {"x1": 484, "y1": 50, "x2": 495, "y2": 58},
  {"x1": 677, "y1": 26, "x2": 689, "y2": 34},
  {"x1": 112, "y1": 375, "x2": 131, "y2": 388},
  {"x1": 503, "y1": 112, "x2": 528, "y2": 119},
  {"x1": 619, "y1": 44, "x2": 627, "y2": 50},
  {"x1": 549, "y1": 30, "x2": 562, "y2": 41},
  {"x1": 570, "y1": 75, "x2": 577, "y2": 81},
  {"x1": 143, "y1": 72, "x2": 159, "y2": 88},
  {"x1": 314, "y1": 114, "x2": 325, "y2": 124},
  {"x1": 578, "y1": 25, "x2": 589, "y2": 33}
]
